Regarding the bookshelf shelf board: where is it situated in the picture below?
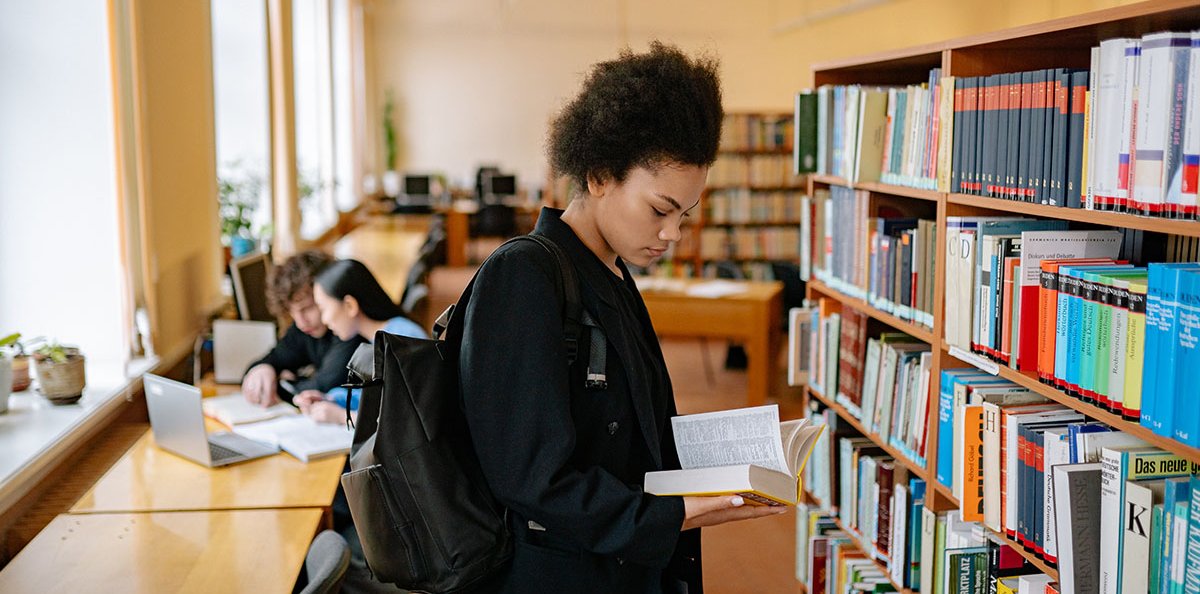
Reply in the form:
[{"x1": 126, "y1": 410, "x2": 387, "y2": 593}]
[
  {"x1": 988, "y1": 528, "x2": 1060, "y2": 583},
  {"x1": 809, "y1": 175, "x2": 941, "y2": 203},
  {"x1": 808, "y1": 279, "x2": 937, "y2": 344},
  {"x1": 946, "y1": 193, "x2": 1200, "y2": 237},
  {"x1": 931, "y1": 482, "x2": 959, "y2": 508},
  {"x1": 824, "y1": 511, "x2": 917, "y2": 594},
  {"x1": 704, "y1": 220, "x2": 803, "y2": 227},
  {"x1": 854, "y1": 181, "x2": 942, "y2": 203},
  {"x1": 941, "y1": 344, "x2": 1200, "y2": 464},
  {"x1": 807, "y1": 386, "x2": 928, "y2": 478},
  {"x1": 718, "y1": 148, "x2": 795, "y2": 156},
  {"x1": 707, "y1": 185, "x2": 807, "y2": 193}
]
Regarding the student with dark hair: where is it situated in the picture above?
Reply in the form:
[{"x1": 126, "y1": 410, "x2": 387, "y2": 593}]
[
  {"x1": 300, "y1": 258, "x2": 426, "y2": 423},
  {"x1": 458, "y1": 42, "x2": 781, "y2": 594},
  {"x1": 241, "y1": 249, "x2": 363, "y2": 407}
]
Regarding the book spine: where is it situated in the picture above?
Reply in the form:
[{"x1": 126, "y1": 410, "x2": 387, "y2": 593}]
[{"x1": 1124, "y1": 281, "x2": 1147, "y2": 421}]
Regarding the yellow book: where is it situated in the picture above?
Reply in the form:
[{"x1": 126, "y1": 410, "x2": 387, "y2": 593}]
[
  {"x1": 1123, "y1": 279, "x2": 1147, "y2": 417},
  {"x1": 644, "y1": 405, "x2": 826, "y2": 506},
  {"x1": 997, "y1": 576, "x2": 1022, "y2": 594},
  {"x1": 936, "y1": 76, "x2": 956, "y2": 193}
]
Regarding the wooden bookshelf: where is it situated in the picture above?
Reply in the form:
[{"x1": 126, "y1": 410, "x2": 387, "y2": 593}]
[
  {"x1": 989, "y1": 529, "x2": 1060, "y2": 583},
  {"x1": 808, "y1": 279, "x2": 936, "y2": 344},
  {"x1": 807, "y1": 385, "x2": 928, "y2": 479},
  {"x1": 819, "y1": 509, "x2": 917, "y2": 594},
  {"x1": 797, "y1": 1, "x2": 1200, "y2": 590}
]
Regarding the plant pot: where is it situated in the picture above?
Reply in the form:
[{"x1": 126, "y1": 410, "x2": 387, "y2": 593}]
[
  {"x1": 382, "y1": 170, "x2": 401, "y2": 198},
  {"x1": 230, "y1": 235, "x2": 257, "y2": 258},
  {"x1": 34, "y1": 352, "x2": 86, "y2": 405},
  {"x1": 0, "y1": 358, "x2": 10, "y2": 414},
  {"x1": 11, "y1": 355, "x2": 30, "y2": 392}
]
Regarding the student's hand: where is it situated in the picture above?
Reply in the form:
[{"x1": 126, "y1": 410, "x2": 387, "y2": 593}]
[
  {"x1": 242, "y1": 364, "x2": 280, "y2": 407},
  {"x1": 680, "y1": 495, "x2": 787, "y2": 531},
  {"x1": 299, "y1": 398, "x2": 348, "y2": 425},
  {"x1": 293, "y1": 390, "x2": 325, "y2": 409}
]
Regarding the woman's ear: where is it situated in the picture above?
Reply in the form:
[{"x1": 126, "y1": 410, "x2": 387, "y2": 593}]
[
  {"x1": 343, "y1": 295, "x2": 361, "y2": 318},
  {"x1": 586, "y1": 171, "x2": 612, "y2": 199}
]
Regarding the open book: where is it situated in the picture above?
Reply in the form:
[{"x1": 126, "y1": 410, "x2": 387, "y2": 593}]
[
  {"x1": 644, "y1": 404, "x2": 825, "y2": 506},
  {"x1": 230, "y1": 415, "x2": 353, "y2": 463},
  {"x1": 202, "y1": 393, "x2": 299, "y2": 427}
]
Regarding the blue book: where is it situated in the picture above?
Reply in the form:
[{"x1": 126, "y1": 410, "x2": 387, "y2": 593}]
[
  {"x1": 1162, "y1": 477, "x2": 1192, "y2": 594},
  {"x1": 1184, "y1": 476, "x2": 1200, "y2": 594},
  {"x1": 909, "y1": 478, "x2": 927, "y2": 589},
  {"x1": 936, "y1": 369, "x2": 992, "y2": 487},
  {"x1": 1171, "y1": 269, "x2": 1200, "y2": 446},
  {"x1": 1142, "y1": 263, "x2": 1200, "y2": 435},
  {"x1": 1067, "y1": 422, "x2": 1111, "y2": 463},
  {"x1": 1059, "y1": 265, "x2": 1132, "y2": 398},
  {"x1": 1153, "y1": 264, "x2": 1200, "y2": 439}
]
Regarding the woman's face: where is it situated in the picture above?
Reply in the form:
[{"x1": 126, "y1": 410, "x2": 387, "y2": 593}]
[
  {"x1": 313, "y1": 283, "x2": 359, "y2": 341},
  {"x1": 591, "y1": 162, "x2": 707, "y2": 269}
]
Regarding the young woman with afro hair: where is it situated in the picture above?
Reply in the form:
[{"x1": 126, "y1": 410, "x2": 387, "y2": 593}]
[{"x1": 458, "y1": 42, "x2": 784, "y2": 594}]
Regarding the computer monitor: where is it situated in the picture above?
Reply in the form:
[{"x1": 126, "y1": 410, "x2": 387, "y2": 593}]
[
  {"x1": 482, "y1": 173, "x2": 517, "y2": 202},
  {"x1": 403, "y1": 174, "x2": 431, "y2": 197},
  {"x1": 230, "y1": 252, "x2": 274, "y2": 322}
]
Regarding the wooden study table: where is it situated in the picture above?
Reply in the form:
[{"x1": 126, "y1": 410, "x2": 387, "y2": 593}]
[
  {"x1": 0, "y1": 508, "x2": 321, "y2": 593},
  {"x1": 637, "y1": 277, "x2": 783, "y2": 407},
  {"x1": 69, "y1": 419, "x2": 346, "y2": 515},
  {"x1": 332, "y1": 217, "x2": 427, "y2": 301}
]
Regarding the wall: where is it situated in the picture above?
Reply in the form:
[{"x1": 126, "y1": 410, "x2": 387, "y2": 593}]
[
  {"x1": 368, "y1": 0, "x2": 1136, "y2": 190},
  {"x1": 0, "y1": 1, "x2": 127, "y2": 363},
  {"x1": 131, "y1": 0, "x2": 224, "y2": 361}
]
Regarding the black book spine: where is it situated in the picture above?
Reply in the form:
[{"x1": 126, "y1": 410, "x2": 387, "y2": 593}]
[
  {"x1": 901, "y1": 231, "x2": 913, "y2": 309},
  {"x1": 1049, "y1": 69, "x2": 1070, "y2": 206},
  {"x1": 1017, "y1": 71, "x2": 1034, "y2": 202},
  {"x1": 983, "y1": 74, "x2": 1000, "y2": 197},
  {"x1": 974, "y1": 76, "x2": 986, "y2": 195},
  {"x1": 1029, "y1": 69, "x2": 1048, "y2": 204},
  {"x1": 1006, "y1": 73, "x2": 1022, "y2": 200},
  {"x1": 994, "y1": 73, "x2": 1012, "y2": 199}
]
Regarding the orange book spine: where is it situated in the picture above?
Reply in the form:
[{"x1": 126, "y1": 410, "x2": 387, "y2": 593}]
[{"x1": 961, "y1": 405, "x2": 986, "y2": 522}]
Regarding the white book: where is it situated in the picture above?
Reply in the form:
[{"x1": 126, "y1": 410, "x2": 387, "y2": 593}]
[
  {"x1": 920, "y1": 508, "x2": 939, "y2": 594},
  {"x1": 945, "y1": 224, "x2": 977, "y2": 351},
  {"x1": 787, "y1": 307, "x2": 817, "y2": 387},
  {"x1": 1154, "y1": 32, "x2": 1193, "y2": 216},
  {"x1": 201, "y1": 393, "x2": 299, "y2": 427},
  {"x1": 1132, "y1": 32, "x2": 1183, "y2": 213},
  {"x1": 817, "y1": 86, "x2": 830, "y2": 175},
  {"x1": 645, "y1": 405, "x2": 825, "y2": 506},
  {"x1": 1042, "y1": 426, "x2": 1072, "y2": 562},
  {"x1": 1087, "y1": 45, "x2": 1101, "y2": 210},
  {"x1": 1119, "y1": 39, "x2": 1141, "y2": 211},
  {"x1": 231, "y1": 415, "x2": 352, "y2": 462},
  {"x1": 1121, "y1": 479, "x2": 1165, "y2": 594},
  {"x1": 1018, "y1": 573, "x2": 1056, "y2": 594},
  {"x1": 1181, "y1": 31, "x2": 1200, "y2": 217},
  {"x1": 1099, "y1": 446, "x2": 1157, "y2": 594},
  {"x1": 890, "y1": 484, "x2": 909, "y2": 584},
  {"x1": 800, "y1": 194, "x2": 812, "y2": 280},
  {"x1": 1092, "y1": 39, "x2": 1136, "y2": 208},
  {"x1": 1076, "y1": 430, "x2": 1147, "y2": 463},
  {"x1": 861, "y1": 338, "x2": 883, "y2": 424}
]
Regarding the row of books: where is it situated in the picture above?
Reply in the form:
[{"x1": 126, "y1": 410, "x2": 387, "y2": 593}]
[
  {"x1": 720, "y1": 113, "x2": 793, "y2": 152},
  {"x1": 704, "y1": 189, "x2": 804, "y2": 225},
  {"x1": 802, "y1": 30, "x2": 1200, "y2": 220},
  {"x1": 709, "y1": 154, "x2": 806, "y2": 188},
  {"x1": 797, "y1": 405, "x2": 1057, "y2": 594},
  {"x1": 803, "y1": 300, "x2": 934, "y2": 466},
  {"x1": 943, "y1": 217, "x2": 1200, "y2": 447},
  {"x1": 810, "y1": 186, "x2": 938, "y2": 329},
  {"x1": 697, "y1": 226, "x2": 801, "y2": 261}
]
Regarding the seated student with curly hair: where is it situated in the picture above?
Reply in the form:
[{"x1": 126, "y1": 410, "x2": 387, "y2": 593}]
[
  {"x1": 297, "y1": 258, "x2": 427, "y2": 424},
  {"x1": 241, "y1": 250, "x2": 363, "y2": 407},
  {"x1": 457, "y1": 42, "x2": 784, "y2": 594}
]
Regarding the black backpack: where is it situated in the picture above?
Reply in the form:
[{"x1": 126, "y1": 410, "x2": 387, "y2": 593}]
[{"x1": 339, "y1": 233, "x2": 606, "y2": 593}]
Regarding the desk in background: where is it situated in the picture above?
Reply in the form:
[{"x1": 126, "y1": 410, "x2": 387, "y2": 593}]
[
  {"x1": 333, "y1": 218, "x2": 427, "y2": 302},
  {"x1": 69, "y1": 419, "x2": 345, "y2": 515},
  {"x1": 637, "y1": 277, "x2": 783, "y2": 407},
  {"x1": 0, "y1": 509, "x2": 321, "y2": 593}
]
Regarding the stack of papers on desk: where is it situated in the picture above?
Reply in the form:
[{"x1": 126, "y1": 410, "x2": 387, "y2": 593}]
[
  {"x1": 684, "y1": 280, "x2": 748, "y2": 298},
  {"x1": 231, "y1": 416, "x2": 353, "y2": 463},
  {"x1": 202, "y1": 394, "x2": 299, "y2": 426}
]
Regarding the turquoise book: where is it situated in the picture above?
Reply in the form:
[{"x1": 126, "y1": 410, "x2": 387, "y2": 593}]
[{"x1": 1171, "y1": 269, "x2": 1200, "y2": 446}]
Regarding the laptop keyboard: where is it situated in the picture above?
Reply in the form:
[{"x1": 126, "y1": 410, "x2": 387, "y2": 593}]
[{"x1": 209, "y1": 441, "x2": 243, "y2": 462}]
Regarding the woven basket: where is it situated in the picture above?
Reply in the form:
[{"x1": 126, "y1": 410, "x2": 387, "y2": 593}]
[{"x1": 35, "y1": 352, "x2": 86, "y2": 404}]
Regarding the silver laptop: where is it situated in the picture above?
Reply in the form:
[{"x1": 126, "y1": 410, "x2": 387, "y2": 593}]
[{"x1": 143, "y1": 374, "x2": 279, "y2": 467}]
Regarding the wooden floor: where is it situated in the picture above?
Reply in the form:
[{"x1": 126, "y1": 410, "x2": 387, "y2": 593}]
[{"x1": 429, "y1": 258, "x2": 805, "y2": 593}]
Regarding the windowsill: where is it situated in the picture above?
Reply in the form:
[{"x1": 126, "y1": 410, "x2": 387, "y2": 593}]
[{"x1": 0, "y1": 356, "x2": 158, "y2": 512}]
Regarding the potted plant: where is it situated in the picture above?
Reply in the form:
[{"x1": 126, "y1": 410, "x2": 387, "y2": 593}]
[
  {"x1": 1, "y1": 333, "x2": 31, "y2": 393},
  {"x1": 0, "y1": 333, "x2": 18, "y2": 413},
  {"x1": 218, "y1": 163, "x2": 264, "y2": 258},
  {"x1": 381, "y1": 89, "x2": 401, "y2": 198},
  {"x1": 32, "y1": 342, "x2": 86, "y2": 405}
]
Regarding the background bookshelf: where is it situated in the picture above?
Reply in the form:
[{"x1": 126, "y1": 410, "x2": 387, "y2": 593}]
[
  {"x1": 793, "y1": 1, "x2": 1200, "y2": 592},
  {"x1": 655, "y1": 112, "x2": 808, "y2": 279}
]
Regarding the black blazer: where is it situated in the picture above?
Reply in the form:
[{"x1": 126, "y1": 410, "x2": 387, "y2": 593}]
[{"x1": 459, "y1": 209, "x2": 702, "y2": 594}]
